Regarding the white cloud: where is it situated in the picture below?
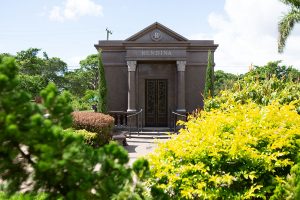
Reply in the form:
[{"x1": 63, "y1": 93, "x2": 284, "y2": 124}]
[
  {"x1": 49, "y1": 6, "x2": 64, "y2": 22},
  {"x1": 195, "y1": 0, "x2": 300, "y2": 74},
  {"x1": 49, "y1": 0, "x2": 103, "y2": 22}
]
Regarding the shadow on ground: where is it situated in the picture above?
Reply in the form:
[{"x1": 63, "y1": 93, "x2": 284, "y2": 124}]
[{"x1": 124, "y1": 145, "x2": 138, "y2": 153}]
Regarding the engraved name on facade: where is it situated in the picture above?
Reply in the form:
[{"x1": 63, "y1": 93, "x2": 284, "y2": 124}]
[{"x1": 141, "y1": 50, "x2": 172, "y2": 56}]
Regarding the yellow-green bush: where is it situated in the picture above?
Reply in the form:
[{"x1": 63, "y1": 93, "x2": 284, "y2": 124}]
[
  {"x1": 205, "y1": 76, "x2": 300, "y2": 114},
  {"x1": 65, "y1": 129, "x2": 99, "y2": 147},
  {"x1": 71, "y1": 111, "x2": 114, "y2": 146},
  {"x1": 149, "y1": 102, "x2": 300, "y2": 199}
]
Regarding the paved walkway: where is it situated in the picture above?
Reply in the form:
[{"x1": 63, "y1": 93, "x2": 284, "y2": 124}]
[{"x1": 124, "y1": 131, "x2": 171, "y2": 165}]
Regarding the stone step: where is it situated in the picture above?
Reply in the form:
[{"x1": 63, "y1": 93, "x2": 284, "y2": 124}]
[
  {"x1": 126, "y1": 131, "x2": 175, "y2": 139},
  {"x1": 129, "y1": 131, "x2": 173, "y2": 135},
  {"x1": 127, "y1": 134, "x2": 171, "y2": 140}
]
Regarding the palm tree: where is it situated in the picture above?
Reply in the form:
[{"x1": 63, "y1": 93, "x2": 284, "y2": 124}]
[{"x1": 278, "y1": 0, "x2": 300, "y2": 53}]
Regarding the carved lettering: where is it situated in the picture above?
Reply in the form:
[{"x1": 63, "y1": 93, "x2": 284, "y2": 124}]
[{"x1": 141, "y1": 50, "x2": 172, "y2": 56}]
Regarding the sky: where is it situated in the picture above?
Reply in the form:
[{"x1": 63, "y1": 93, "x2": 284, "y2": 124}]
[{"x1": 1, "y1": 0, "x2": 300, "y2": 74}]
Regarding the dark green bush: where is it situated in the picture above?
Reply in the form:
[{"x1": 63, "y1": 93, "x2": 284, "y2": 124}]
[
  {"x1": 72, "y1": 111, "x2": 114, "y2": 146},
  {"x1": 0, "y1": 56, "x2": 150, "y2": 199},
  {"x1": 271, "y1": 157, "x2": 300, "y2": 200}
]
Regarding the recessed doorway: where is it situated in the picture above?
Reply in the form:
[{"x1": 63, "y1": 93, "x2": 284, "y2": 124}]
[{"x1": 145, "y1": 79, "x2": 168, "y2": 127}]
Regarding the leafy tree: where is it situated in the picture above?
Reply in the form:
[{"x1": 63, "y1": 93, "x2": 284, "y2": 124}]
[
  {"x1": 0, "y1": 56, "x2": 150, "y2": 199},
  {"x1": 65, "y1": 54, "x2": 103, "y2": 106},
  {"x1": 204, "y1": 50, "x2": 214, "y2": 98},
  {"x1": 245, "y1": 61, "x2": 300, "y2": 82},
  {"x1": 97, "y1": 50, "x2": 107, "y2": 113},
  {"x1": 79, "y1": 54, "x2": 99, "y2": 90},
  {"x1": 64, "y1": 69, "x2": 91, "y2": 97},
  {"x1": 15, "y1": 48, "x2": 67, "y2": 96},
  {"x1": 17, "y1": 74, "x2": 46, "y2": 98},
  {"x1": 0, "y1": 53, "x2": 13, "y2": 59},
  {"x1": 42, "y1": 55, "x2": 67, "y2": 89},
  {"x1": 278, "y1": 0, "x2": 300, "y2": 53},
  {"x1": 64, "y1": 69, "x2": 100, "y2": 111},
  {"x1": 15, "y1": 48, "x2": 44, "y2": 75},
  {"x1": 214, "y1": 70, "x2": 239, "y2": 96}
]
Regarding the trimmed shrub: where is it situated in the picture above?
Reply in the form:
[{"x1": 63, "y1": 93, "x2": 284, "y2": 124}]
[
  {"x1": 72, "y1": 111, "x2": 114, "y2": 146},
  {"x1": 149, "y1": 102, "x2": 300, "y2": 199}
]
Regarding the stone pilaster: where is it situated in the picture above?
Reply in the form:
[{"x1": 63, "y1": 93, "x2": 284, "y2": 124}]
[
  {"x1": 176, "y1": 61, "x2": 186, "y2": 112},
  {"x1": 127, "y1": 61, "x2": 137, "y2": 112}
]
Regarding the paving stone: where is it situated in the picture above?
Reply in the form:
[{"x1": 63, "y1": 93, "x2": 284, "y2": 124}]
[{"x1": 124, "y1": 131, "x2": 171, "y2": 165}]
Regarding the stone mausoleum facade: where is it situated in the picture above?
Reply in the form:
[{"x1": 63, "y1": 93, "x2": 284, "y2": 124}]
[{"x1": 94, "y1": 22, "x2": 218, "y2": 127}]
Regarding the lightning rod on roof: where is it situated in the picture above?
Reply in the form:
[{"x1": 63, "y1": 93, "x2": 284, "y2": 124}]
[{"x1": 106, "y1": 28, "x2": 112, "y2": 40}]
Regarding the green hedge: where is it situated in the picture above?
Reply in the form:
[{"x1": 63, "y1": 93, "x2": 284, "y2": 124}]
[
  {"x1": 149, "y1": 102, "x2": 300, "y2": 199},
  {"x1": 71, "y1": 111, "x2": 114, "y2": 147}
]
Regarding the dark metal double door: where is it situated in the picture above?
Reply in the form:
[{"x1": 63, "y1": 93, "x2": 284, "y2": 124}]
[{"x1": 145, "y1": 79, "x2": 168, "y2": 127}]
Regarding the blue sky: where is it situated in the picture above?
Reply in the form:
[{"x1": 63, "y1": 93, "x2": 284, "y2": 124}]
[{"x1": 1, "y1": 0, "x2": 299, "y2": 74}]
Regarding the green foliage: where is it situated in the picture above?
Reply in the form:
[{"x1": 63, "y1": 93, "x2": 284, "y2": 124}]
[
  {"x1": 205, "y1": 64, "x2": 300, "y2": 113},
  {"x1": 133, "y1": 158, "x2": 150, "y2": 180},
  {"x1": 208, "y1": 78, "x2": 300, "y2": 113},
  {"x1": 14, "y1": 48, "x2": 67, "y2": 97},
  {"x1": 15, "y1": 48, "x2": 44, "y2": 75},
  {"x1": 41, "y1": 56, "x2": 67, "y2": 89},
  {"x1": 64, "y1": 69, "x2": 91, "y2": 98},
  {"x1": 17, "y1": 74, "x2": 46, "y2": 98},
  {"x1": 97, "y1": 50, "x2": 107, "y2": 113},
  {"x1": 69, "y1": 97, "x2": 91, "y2": 111},
  {"x1": 214, "y1": 70, "x2": 239, "y2": 96},
  {"x1": 204, "y1": 50, "x2": 214, "y2": 98},
  {"x1": 149, "y1": 102, "x2": 300, "y2": 199},
  {"x1": 68, "y1": 90, "x2": 99, "y2": 111},
  {"x1": 65, "y1": 54, "x2": 101, "y2": 99},
  {"x1": 0, "y1": 56, "x2": 150, "y2": 199},
  {"x1": 40, "y1": 83, "x2": 73, "y2": 128},
  {"x1": 0, "y1": 192, "x2": 47, "y2": 200},
  {"x1": 245, "y1": 61, "x2": 300, "y2": 82},
  {"x1": 71, "y1": 111, "x2": 114, "y2": 146},
  {"x1": 79, "y1": 54, "x2": 99, "y2": 90},
  {"x1": 69, "y1": 129, "x2": 99, "y2": 147},
  {"x1": 83, "y1": 89, "x2": 98, "y2": 103},
  {"x1": 271, "y1": 158, "x2": 300, "y2": 200}
]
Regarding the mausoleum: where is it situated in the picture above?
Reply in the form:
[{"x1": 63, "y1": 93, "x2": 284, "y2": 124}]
[{"x1": 94, "y1": 22, "x2": 218, "y2": 128}]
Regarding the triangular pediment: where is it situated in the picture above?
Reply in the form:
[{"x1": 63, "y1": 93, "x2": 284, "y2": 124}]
[{"x1": 125, "y1": 22, "x2": 188, "y2": 42}]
